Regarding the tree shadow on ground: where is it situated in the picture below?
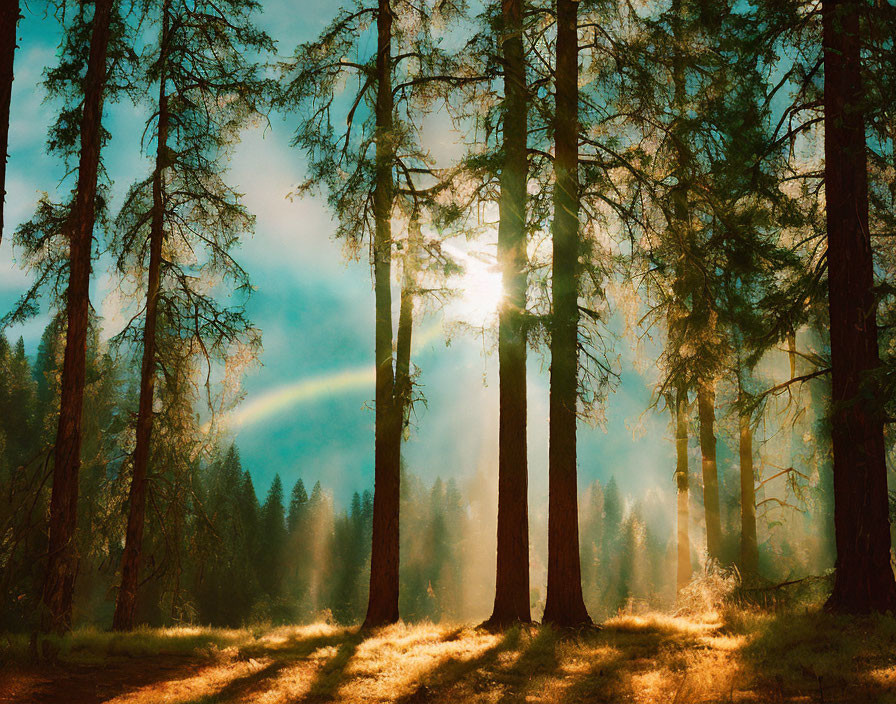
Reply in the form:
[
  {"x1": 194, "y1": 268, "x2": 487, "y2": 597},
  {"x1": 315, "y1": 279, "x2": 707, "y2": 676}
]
[
  {"x1": 0, "y1": 656, "x2": 205, "y2": 704},
  {"x1": 292, "y1": 631, "x2": 365, "y2": 703},
  {"x1": 9, "y1": 611, "x2": 895, "y2": 704},
  {"x1": 395, "y1": 627, "x2": 523, "y2": 703},
  {"x1": 393, "y1": 625, "x2": 578, "y2": 704},
  {"x1": 181, "y1": 629, "x2": 359, "y2": 704},
  {"x1": 557, "y1": 618, "x2": 716, "y2": 703},
  {"x1": 733, "y1": 610, "x2": 896, "y2": 703},
  {"x1": 492, "y1": 626, "x2": 562, "y2": 703}
]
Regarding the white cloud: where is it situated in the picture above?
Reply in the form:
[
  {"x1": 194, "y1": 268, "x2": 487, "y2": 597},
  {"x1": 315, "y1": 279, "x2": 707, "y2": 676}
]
[
  {"x1": 8, "y1": 44, "x2": 54, "y2": 150},
  {"x1": 230, "y1": 125, "x2": 349, "y2": 281}
]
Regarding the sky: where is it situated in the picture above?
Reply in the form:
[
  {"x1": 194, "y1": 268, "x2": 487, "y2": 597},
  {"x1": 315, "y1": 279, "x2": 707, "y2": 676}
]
[{"x1": 0, "y1": 0, "x2": 706, "y2": 518}]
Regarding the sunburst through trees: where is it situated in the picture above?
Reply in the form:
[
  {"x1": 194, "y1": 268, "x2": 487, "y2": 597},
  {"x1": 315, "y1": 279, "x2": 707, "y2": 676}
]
[{"x1": 0, "y1": 0, "x2": 895, "y2": 690}]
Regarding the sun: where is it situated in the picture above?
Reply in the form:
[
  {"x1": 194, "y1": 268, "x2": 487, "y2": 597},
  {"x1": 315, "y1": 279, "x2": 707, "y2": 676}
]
[{"x1": 443, "y1": 245, "x2": 504, "y2": 328}]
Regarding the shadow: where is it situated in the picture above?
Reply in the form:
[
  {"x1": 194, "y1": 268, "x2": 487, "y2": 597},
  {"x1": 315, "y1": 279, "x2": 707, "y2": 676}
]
[
  {"x1": 237, "y1": 629, "x2": 354, "y2": 662},
  {"x1": 180, "y1": 629, "x2": 361, "y2": 704},
  {"x1": 556, "y1": 643, "x2": 628, "y2": 703},
  {"x1": 734, "y1": 610, "x2": 896, "y2": 703},
  {"x1": 395, "y1": 628, "x2": 522, "y2": 703},
  {"x1": 1, "y1": 656, "x2": 207, "y2": 704},
  {"x1": 493, "y1": 627, "x2": 562, "y2": 703},
  {"x1": 557, "y1": 619, "x2": 709, "y2": 703},
  {"x1": 293, "y1": 631, "x2": 365, "y2": 703},
  {"x1": 16, "y1": 613, "x2": 892, "y2": 704},
  {"x1": 395, "y1": 625, "x2": 584, "y2": 703},
  {"x1": 184, "y1": 660, "x2": 292, "y2": 704},
  {"x1": 477, "y1": 618, "x2": 537, "y2": 635}
]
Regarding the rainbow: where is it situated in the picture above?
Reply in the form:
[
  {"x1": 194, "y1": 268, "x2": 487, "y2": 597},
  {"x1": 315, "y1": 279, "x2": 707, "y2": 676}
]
[
  {"x1": 227, "y1": 366, "x2": 375, "y2": 429},
  {"x1": 227, "y1": 321, "x2": 444, "y2": 429}
]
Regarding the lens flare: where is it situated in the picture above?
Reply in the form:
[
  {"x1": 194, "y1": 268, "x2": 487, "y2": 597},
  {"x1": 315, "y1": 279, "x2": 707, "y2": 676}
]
[{"x1": 443, "y1": 244, "x2": 504, "y2": 328}]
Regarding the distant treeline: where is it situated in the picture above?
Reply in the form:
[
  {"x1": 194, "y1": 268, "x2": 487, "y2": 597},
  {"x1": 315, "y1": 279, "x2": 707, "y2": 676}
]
[
  {"x1": 0, "y1": 321, "x2": 839, "y2": 630},
  {"x1": 3, "y1": 0, "x2": 896, "y2": 632}
]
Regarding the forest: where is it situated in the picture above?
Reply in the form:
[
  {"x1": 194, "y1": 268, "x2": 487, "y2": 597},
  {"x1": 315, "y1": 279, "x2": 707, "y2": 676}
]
[{"x1": 1, "y1": 0, "x2": 896, "y2": 701}]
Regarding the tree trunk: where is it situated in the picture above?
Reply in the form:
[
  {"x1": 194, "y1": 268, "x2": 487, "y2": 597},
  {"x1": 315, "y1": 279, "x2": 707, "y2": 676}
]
[
  {"x1": 364, "y1": 0, "x2": 401, "y2": 628},
  {"x1": 675, "y1": 387, "x2": 691, "y2": 593},
  {"x1": 41, "y1": 0, "x2": 114, "y2": 635},
  {"x1": 787, "y1": 329, "x2": 797, "y2": 380},
  {"x1": 542, "y1": 0, "x2": 590, "y2": 629},
  {"x1": 822, "y1": 0, "x2": 896, "y2": 613},
  {"x1": 697, "y1": 381, "x2": 722, "y2": 563},
  {"x1": 486, "y1": 0, "x2": 531, "y2": 628},
  {"x1": 669, "y1": 0, "x2": 692, "y2": 596},
  {"x1": 394, "y1": 220, "x2": 416, "y2": 427},
  {"x1": 738, "y1": 399, "x2": 758, "y2": 580},
  {"x1": 113, "y1": 0, "x2": 170, "y2": 632},
  {"x1": 0, "y1": 0, "x2": 20, "y2": 244}
]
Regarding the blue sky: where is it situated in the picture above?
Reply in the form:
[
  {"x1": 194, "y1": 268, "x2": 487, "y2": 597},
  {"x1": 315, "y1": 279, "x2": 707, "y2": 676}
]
[{"x1": 1, "y1": 0, "x2": 700, "y2": 519}]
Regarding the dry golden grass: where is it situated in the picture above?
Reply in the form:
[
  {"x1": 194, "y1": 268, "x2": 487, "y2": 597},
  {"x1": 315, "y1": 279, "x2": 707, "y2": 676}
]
[{"x1": 1, "y1": 609, "x2": 895, "y2": 703}]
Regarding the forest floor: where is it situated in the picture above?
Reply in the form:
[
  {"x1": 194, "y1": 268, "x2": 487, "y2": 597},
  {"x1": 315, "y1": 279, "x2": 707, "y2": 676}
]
[{"x1": 1, "y1": 609, "x2": 895, "y2": 703}]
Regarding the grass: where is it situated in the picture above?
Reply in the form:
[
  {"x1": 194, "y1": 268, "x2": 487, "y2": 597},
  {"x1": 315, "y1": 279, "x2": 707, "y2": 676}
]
[
  {"x1": 1, "y1": 609, "x2": 895, "y2": 703},
  {"x1": 0, "y1": 624, "x2": 266, "y2": 665}
]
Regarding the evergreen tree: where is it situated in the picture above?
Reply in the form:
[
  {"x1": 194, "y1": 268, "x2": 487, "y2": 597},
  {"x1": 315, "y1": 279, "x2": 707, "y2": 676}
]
[
  {"x1": 284, "y1": 477, "x2": 311, "y2": 617},
  {"x1": 674, "y1": 388, "x2": 691, "y2": 591},
  {"x1": 820, "y1": 0, "x2": 896, "y2": 612},
  {"x1": 0, "y1": 318, "x2": 126, "y2": 630},
  {"x1": 288, "y1": 479, "x2": 308, "y2": 534},
  {"x1": 579, "y1": 481, "x2": 604, "y2": 615},
  {"x1": 485, "y1": 0, "x2": 531, "y2": 629},
  {"x1": 195, "y1": 445, "x2": 259, "y2": 626},
  {"x1": 280, "y1": 0, "x2": 466, "y2": 627},
  {"x1": 111, "y1": 0, "x2": 268, "y2": 631},
  {"x1": 330, "y1": 492, "x2": 370, "y2": 624},
  {"x1": 305, "y1": 480, "x2": 335, "y2": 618},
  {"x1": 543, "y1": 0, "x2": 591, "y2": 629},
  {"x1": 259, "y1": 475, "x2": 287, "y2": 601},
  {"x1": 2, "y1": 337, "x2": 37, "y2": 467},
  {"x1": 39, "y1": 0, "x2": 117, "y2": 633},
  {"x1": 600, "y1": 476, "x2": 626, "y2": 607},
  {"x1": 0, "y1": 333, "x2": 46, "y2": 630}
]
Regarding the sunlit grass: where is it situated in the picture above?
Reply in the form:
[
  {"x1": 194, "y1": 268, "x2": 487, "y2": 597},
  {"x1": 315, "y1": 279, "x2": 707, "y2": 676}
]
[
  {"x1": 1, "y1": 624, "x2": 259, "y2": 665},
  {"x1": 2, "y1": 609, "x2": 896, "y2": 703}
]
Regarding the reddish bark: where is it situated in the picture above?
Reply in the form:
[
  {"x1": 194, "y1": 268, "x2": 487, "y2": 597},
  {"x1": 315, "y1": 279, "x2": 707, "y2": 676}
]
[
  {"x1": 394, "y1": 222, "x2": 416, "y2": 424},
  {"x1": 697, "y1": 381, "x2": 722, "y2": 563},
  {"x1": 822, "y1": 0, "x2": 896, "y2": 613},
  {"x1": 113, "y1": 0, "x2": 170, "y2": 632},
  {"x1": 486, "y1": 0, "x2": 531, "y2": 629},
  {"x1": 675, "y1": 388, "x2": 691, "y2": 593},
  {"x1": 364, "y1": 0, "x2": 401, "y2": 629},
  {"x1": 41, "y1": 0, "x2": 114, "y2": 634},
  {"x1": 542, "y1": 0, "x2": 591, "y2": 629},
  {"x1": 0, "y1": 0, "x2": 20, "y2": 244},
  {"x1": 738, "y1": 402, "x2": 758, "y2": 580}
]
